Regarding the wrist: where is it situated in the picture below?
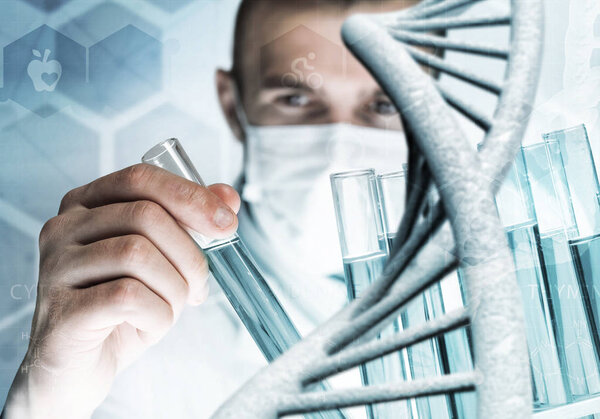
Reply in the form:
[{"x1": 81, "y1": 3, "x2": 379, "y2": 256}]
[{"x1": 3, "y1": 358, "x2": 93, "y2": 419}]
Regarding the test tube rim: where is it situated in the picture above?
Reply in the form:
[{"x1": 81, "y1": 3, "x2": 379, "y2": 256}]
[
  {"x1": 522, "y1": 142, "x2": 549, "y2": 152},
  {"x1": 330, "y1": 168, "x2": 376, "y2": 180},
  {"x1": 142, "y1": 138, "x2": 179, "y2": 164},
  {"x1": 376, "y1": 170, "x2": 407, "y2": 180},
  {"x1": 541, "y1": 124, "x2": 587, "y2": 141}
]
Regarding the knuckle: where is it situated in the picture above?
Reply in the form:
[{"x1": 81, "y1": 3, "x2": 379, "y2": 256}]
[
  {"x1": 129, "y1": 200, "x2": 165, "y2": 229},
  {"x1": 117, "y1": 235, "x2": 152, "y2": 267},
  {"x1": 119, "y1": 164, "x2": 155, "y2": 191},
  {"x1": 39, "y1": 219, "x2": 55, "y2": 245},
  {"x1": 172, "y1": 181, "x2": 207, "y2": 209},
  {"x1": 36, "y1": 285, "x2": 69, "y2": 328},
  {"x1": 39, "y1": 215, "x2": 64, "y2": 245},
  {"x1": 40, "y1": 250, "x2": 62, "y2": 277},
  {"x1": 58, "y1": 188, "x2": 81, "y2": 212},
  {"x1": 111, "y1": 278, "x2": 142, "y2": 308},
  {"x1": 39, "y1": 244, "x2": 78, "y2": 287}
]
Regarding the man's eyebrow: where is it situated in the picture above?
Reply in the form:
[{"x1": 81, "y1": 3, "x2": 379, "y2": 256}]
[
  {"x1": 373, "y1": 88, "x2": 391, "y2": 98},
  {"x1": 260, "y1": 75, "x2": 315, "y2": 92}
]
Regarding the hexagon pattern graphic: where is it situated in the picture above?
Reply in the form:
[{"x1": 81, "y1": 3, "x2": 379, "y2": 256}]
[
  {"x1": 3, "y1": 25, "x2": 86, "y2": 117},
  {"x1": 58, "y1": 2, "x2": 162, "y2": 48},
  {"x1": 73, "y1": 25, "x2": 163, "y2": 113},
  {"x1": 3, "y1": 20, "x2": 162, "y2": 116},
  {"x1": 21, "y1": 0, "x2": 73, "y2": 12},
  {"x1": 0, "y1": 0, "x2": 43, "y2": 95},
  {"x1": 144, "y1": 0, "x2": 197, "y2": 13},
  {"x1": 0, "y1": 112, "x2": 100, "y2": 220},
  {"x1": 115, "y1": 103, "x2": 221, "y2": 184},
  {"x1": 0, "y1": 1, "x2": 43, "y2": 43}
]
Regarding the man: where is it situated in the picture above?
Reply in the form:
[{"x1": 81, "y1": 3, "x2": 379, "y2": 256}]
[{"x1": 2, "y1": 1, "x2": 413, "y2": 417}]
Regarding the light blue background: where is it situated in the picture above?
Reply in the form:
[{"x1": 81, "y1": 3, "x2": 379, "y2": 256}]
[{"x1": 0, "y1": 0, "x2": 598, "y2": 410}]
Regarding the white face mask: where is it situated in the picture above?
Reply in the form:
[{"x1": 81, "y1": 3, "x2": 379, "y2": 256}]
[{"x1": 241, "y1": 123, "x2": 408, "y2": 279}]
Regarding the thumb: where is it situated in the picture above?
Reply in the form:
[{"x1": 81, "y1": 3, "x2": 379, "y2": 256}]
[{"x1": 207, "y1": 183, "x2": 241, "y2": 214}]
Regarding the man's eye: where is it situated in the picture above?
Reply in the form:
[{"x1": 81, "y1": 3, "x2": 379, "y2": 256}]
[
  {"x1": 278, "y1": 94, "x2": 311, "y2": 107},
  {"x1": 370, "y1": 99, "x2": 397, "y2": 116}
]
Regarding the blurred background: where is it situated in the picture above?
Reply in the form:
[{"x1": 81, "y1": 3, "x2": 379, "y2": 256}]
[{"x1": 0, "y1": 0, "x2": 598, "y2": 411}]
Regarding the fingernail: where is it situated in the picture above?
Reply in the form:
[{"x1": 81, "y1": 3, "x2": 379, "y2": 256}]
[{"x1": 213, "y1": 206, "x2": 234, "y2": 229}]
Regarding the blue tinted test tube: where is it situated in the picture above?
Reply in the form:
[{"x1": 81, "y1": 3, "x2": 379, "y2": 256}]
[
  {"x1": 330, "y1": 169, "x2": 412, "y2": 419},
  {"x1": 523, "y1": 139, "x2": 600, "y2": 402},
  {"x1": 142, "y1": 138, "x2": 346, "y2": 419},
  {"x1": 544, "y1": 125, "x2": 600, "y2": 367},
  {"x1": 495, "y1": 149, "x2": 567, "y2": 408},
  {"x1": 376, "y1": 170, "x2": 460, "y2": 419}
]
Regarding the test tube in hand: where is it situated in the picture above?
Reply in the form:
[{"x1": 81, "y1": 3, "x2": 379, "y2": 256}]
[
  {"x1": 142, "y1": 139, "x2": 346, "y2": 419},
  {"x1": 142, "y1": 138, "x2": 300, "y2": 361}
]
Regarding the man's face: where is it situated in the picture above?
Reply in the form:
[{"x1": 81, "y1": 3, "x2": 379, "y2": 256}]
[{"x1": 224, "y1": 2, "x2": 408, "y2": 134}]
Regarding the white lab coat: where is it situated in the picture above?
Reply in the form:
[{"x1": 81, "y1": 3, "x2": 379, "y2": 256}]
[{"x1": 92, "y1": 198, "x2": 361, "y2": 418}]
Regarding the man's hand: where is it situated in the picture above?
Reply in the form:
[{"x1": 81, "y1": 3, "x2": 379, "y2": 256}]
[{"x1": 2, "y1": 164, "x2": 240, "y2": 419}]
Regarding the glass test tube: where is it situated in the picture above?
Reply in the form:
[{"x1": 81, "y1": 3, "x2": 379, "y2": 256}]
[
  {"x1": 495, "y1": 150, "x2": 567, "y2": 408},
  {"x1": 330, "y1": 169, "x2": 412, "y2": 419},
  {"x1": 376, "y1": 170, "x2": 458, "y2": 419},
  {"x1": 544, "y1": 125, "x2": 600, "y2": 360},
  {"x1": 142, "y1": 139, "x2": 346, "y2": 419},
  {"x1": 523, "y1": 140, "x2": 600, "y2": 402}
]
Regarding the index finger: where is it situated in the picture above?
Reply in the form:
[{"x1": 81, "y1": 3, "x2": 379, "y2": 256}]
[{"x1": 59, "y1": 164, "x2": 238, "y2": 239}]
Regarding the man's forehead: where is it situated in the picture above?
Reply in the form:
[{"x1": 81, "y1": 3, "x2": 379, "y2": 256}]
[
  {"x1": 259, "y1": 25, "x2": 346, "y2": 84},
  {"x1": 239, "y1": 4, "x2": 348, "y2": 83},
  {"x1": 238, "y1": 1, "x2": 417, "y2": 90},
  {"x1": 248, "y1": 2, "x2": 348, "y2": 48}
]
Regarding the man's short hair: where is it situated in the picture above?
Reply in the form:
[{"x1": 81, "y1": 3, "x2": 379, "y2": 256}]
[{"x1": 230, "y1": 0, "x2": 421, "y2": 88}]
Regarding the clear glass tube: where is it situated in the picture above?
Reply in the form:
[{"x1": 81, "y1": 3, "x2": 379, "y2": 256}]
[
  {"x1": 495, "y1": 149, "x2": 567, "y2": 408},
  {"x1": 376, "y1": 170, "x2": 462, "y2": 419},
  {"x1": 522, "y1": 140, "x2": 600, "y2": 402},
  {"x1": 376, "y1": 170, "x2": 406, "y2": 244},
  {"x1": 330, "y1": 169, "x2": 412, "y2": 419},
  {"x1": 543, "y1": 125, "x2": 600, "y2": 239},
  {"x1": 143, "y1": 139, "x2": 346, "y2": 419},
  {"x1": 544, "y1": 125, "x2": 600, "y2": 361}
]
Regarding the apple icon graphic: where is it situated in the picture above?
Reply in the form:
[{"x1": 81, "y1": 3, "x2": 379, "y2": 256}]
[{"x1": 27, "y1": 49, "x2": 62, "y2": 92}]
